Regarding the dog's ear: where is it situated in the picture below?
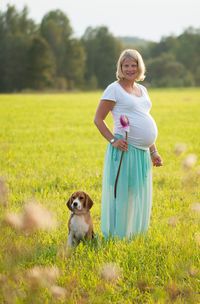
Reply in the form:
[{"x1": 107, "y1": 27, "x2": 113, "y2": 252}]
[
  {"x1": 85, "y1": 193, "x2": 93, "y2": 210},
  {"x1": 66, "y1": 195, "x2": 73, "y2": 211}
]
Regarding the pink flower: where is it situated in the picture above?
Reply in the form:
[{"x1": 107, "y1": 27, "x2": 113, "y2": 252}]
[
  {"x1": 120, "y1": 115, "x2": 130, "y2": 132},
  {"x1": 114, "y1": 115, "x2": 129, "y2": 198}
]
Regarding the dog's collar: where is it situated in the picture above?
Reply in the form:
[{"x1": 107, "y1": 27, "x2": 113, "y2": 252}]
[{"x1": 71, "y1": 210, "x2": 89, "y2": 216}]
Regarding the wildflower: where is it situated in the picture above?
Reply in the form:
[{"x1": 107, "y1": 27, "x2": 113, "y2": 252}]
[
  {"x1": 120, "y1": 114, "x2": 130, "y2": 132},
  {"x1": 50, "y1": 285, "x2": 67, "y2": 300},
  {"x1": 22, "y1": 201, "x2": 57, "y2": 232},
  {"x1": 174, "y1": 143, "x2": 187, "y2": 156},
  {"x1": 43, "y1": 266, "x2": 60, "y2": 284},
  {"x1": 168, "y1": 216, "x2": 179, "y2": 227},
  {"x1": 190, "y1": 202, "x2": 200, "y2": 213},
  {"x1": 100, "y1": 263, "x2": 121, "y2": 282},
  {"x1": 26, "y1": 266, "x2": 45, "y2": 288},
  {"x1": 182, "y1": 154, "x2": 197, "y2": 169},
  {"x1": 4, "y1": 201, "x2": 56, "y2": 233},
  {"x1": 114, "y1": 114, "x2": 130, "y2": 198},
  {"x1": 4, "y1": 213, "x2": 23, "y2": 230},
  {"x1": 27, "y1": 266, "x2": 60, "y2": 288},
  {"x1": 188, "y1": 266, "x2": 199, "y2": 277}
]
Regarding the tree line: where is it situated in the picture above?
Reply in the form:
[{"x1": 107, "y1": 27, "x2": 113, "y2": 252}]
[{"x1": 0, "y1": 5, "x2": 199, "y2": 92}]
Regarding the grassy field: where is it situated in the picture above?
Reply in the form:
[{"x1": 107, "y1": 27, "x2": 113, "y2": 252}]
[{"x1": 0, "y1": 88, "x2": 200, "y2": 303}]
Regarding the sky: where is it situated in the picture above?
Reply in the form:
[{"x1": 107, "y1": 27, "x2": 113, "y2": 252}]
[{"x1": 1, "y1": 0, "x2": 200, "y2": 41}]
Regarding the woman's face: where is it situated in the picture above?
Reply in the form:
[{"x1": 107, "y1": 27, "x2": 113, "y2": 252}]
[{"x1": 121, "y1": 57, "x2": 138, "y2": 81}]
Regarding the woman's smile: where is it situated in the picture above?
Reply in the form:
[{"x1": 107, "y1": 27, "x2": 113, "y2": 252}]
[{"x1": 121, "y1": 57, "x2": 138, "y2": 80}]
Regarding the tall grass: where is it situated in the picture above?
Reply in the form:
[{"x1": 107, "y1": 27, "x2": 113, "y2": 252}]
[{"x1": 0, "y1": 89, "x2": 199, "y2": 303}]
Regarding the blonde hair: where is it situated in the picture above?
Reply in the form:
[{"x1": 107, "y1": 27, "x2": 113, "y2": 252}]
[{"x1": 116, "y1": 49, "x2": 146, "y2": 81}]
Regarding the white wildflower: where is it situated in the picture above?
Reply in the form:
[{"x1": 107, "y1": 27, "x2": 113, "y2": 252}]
[
  {"x1": 188, "y1": 266, "x2": 199, "y2": 277},
  {"x1": 4, "y1": 201, "x2": 56, "y2": 233},
  {"x1": 4, "y1": 213, "x2": 23, "y2": 230},
  {"x1": 182, "y1": 154, "x2": 197, "y2": 169},
  {"x1": 174, "y1": 143, "x2": 187, "y2": 156},
  {"x1": 168, "y1": 216, "x2": 179, "y2": 227},
  {"x1": 22, "y1": 201, "x2": 57, "y2": 232},
  {"x1": 27, "y1": 266, "x2": 60, "y2": 288},
  {"x1": 100, "y1": 263, "x2": 121, "y2": 282},
  {"x1": 190, "y1": 202, "x2": 200, "y2": 213},
  {"x1": 50, "y1": 285, "x2": 67, "y2": 300}
]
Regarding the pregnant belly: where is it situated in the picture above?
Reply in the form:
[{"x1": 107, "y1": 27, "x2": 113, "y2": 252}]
[{"x1": 128, "y1": 114, "x2": 158, "y2": 148}]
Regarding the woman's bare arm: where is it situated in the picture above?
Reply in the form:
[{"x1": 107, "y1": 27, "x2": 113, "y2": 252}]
[
  {"x1": 94, "y1": 100, "x2": 115, "y2": 142},
  {"x1": 94, "y1": 99, "x2": 128, "y2": 151}
]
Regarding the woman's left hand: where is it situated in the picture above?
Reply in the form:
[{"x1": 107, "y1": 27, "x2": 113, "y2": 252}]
[{"x1": 151, "y1": 152, "x2": 163, "y2": 167}]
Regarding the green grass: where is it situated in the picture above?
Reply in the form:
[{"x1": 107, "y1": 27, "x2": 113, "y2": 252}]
[{"x1": 0, "y1": 89, "x2": 200, "y2": 303}]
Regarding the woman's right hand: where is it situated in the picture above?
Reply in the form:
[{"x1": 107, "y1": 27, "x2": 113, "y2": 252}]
[{"x1": 112, "y1": 139, "x2": 128, "y2": 151}]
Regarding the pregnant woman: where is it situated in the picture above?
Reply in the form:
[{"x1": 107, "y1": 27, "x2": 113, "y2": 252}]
[{"x1": 94, "y1": 49, "x2": 163, "y2": 239}]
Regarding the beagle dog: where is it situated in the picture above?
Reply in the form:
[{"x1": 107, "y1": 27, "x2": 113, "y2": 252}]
[{"x1": 66, "y1": 191, "x2": 94, "y2": 247}]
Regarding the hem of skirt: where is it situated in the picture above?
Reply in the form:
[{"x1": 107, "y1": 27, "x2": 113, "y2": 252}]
[{"x1": 102, "y1": 230, "x2": 149, "y2": 241}]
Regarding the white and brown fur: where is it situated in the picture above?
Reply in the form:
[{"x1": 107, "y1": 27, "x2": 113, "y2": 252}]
[{"x1": 66, "y1": 191, "x2": 94, "y2": 247}]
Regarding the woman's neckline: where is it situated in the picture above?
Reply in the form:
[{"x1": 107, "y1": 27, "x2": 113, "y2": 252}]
[{"x1": 116, "y1": 81, "x2": 143, "y2": 97}]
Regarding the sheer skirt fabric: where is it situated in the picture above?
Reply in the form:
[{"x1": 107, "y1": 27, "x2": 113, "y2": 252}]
[{"x1": 101, "y1": 135, "x2": 152, "y2": 239}]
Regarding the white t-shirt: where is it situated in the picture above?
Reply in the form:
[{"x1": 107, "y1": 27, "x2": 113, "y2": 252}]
[{"x1": 101, "y1": 81, "x2": 158, "y2": 150}]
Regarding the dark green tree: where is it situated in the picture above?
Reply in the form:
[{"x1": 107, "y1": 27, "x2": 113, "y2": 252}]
[
  {"x1": 146, "y1": 53, "x2": 194, "y2": 87},
  {"x1": 1, "y1": 5, "x2": 200, "y2": 90},
  {"x1": 64, "y1": 38, "x2": 86, "y2": 88},
  {"x1": 82, "y1": 26, "x2": 122, "y2": 88},
  {"x1": 175, "y1": 27, "x2": 200, "y2": 85},
  {"x1": 40, "y1": 10, "x2": 72, "y2": 77},
  {"x1": 0, "y1": 5, "x2": 36, "y2": 92},
  {"x1": 144, "y1": 27, "x2": 200, "y2": 86},
  {"x1": 40, "y1": 10, "x2": 86, "y2": 89},
  {"x1": 27, "y1": 36, "x2": 56, "y2": 90}
]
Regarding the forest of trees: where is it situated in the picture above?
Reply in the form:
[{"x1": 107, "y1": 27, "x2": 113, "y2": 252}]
[{"x1": 0, "y1": 5, "x2": 200, "y2": 92}]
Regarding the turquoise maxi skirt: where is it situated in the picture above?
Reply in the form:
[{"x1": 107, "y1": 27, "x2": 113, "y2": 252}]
[{"x1": 101, "y1": 135, "x2": 152, "y2": 239}]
